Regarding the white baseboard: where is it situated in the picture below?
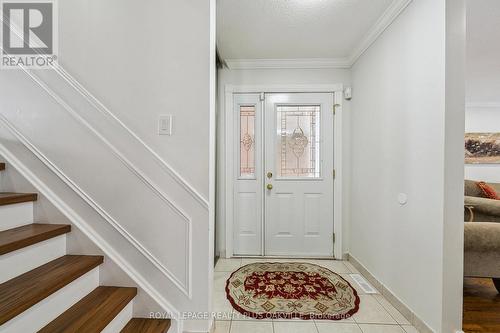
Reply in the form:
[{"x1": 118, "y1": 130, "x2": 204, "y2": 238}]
[{"x1": 347, "y1": 254, "x2": 435, "y2": 333}]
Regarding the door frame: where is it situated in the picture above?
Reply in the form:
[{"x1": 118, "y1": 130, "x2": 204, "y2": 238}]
[{"x1": 224, "y1": 84, "x2": 344, "y2": 259}]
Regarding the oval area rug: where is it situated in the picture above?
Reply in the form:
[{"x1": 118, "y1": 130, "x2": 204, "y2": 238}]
[{"x1": 225, "y1": 262, "x2": 360, "y2": 320}]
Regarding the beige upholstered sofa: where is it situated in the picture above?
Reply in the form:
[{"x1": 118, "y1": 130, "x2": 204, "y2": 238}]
[
  {"x1": 464, "y1": 180, "x2": 500, "y2": 222},
  {"x1": 464, "y1": 180, "x2": 500, "y2": 293}
]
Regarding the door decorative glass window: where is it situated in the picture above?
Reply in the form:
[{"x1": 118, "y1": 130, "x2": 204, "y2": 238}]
[
  {"x1": 276, "y1": 105, "x2": 321, "y2": 178},
  {"x1": 240, "y1": 105, "x2": 256, "y2": 177}
]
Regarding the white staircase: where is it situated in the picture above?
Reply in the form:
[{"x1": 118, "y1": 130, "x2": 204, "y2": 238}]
[{"x1": 0, "y1": 162, "x2": 171, "y2": 333}]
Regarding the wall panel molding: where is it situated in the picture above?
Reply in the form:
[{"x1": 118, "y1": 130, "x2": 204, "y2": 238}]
[{"x1": 0, "y1": 115, "x2": 192, "y2": 297}]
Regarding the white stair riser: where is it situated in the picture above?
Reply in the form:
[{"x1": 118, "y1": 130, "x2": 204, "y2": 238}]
[
  {"x1": 102, "y1": 301, "x2": 134, "y2": 333},
  {"x1": 0, "y1": 235, "x2": 66, "y2": 283},
  {"x1": 0, "y1": 202, "x2": 33, "y2": 232},
  {"x1": 0, "y1": 267, "x2": 99, "y2": 333}
]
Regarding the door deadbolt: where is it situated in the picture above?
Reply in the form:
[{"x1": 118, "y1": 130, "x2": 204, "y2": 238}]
[{"x1": 267, "y1": 172, "x2": 273, "y2": 179}]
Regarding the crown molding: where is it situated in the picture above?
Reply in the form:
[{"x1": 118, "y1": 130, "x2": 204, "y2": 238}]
[
  {"x1": 225, "y1": 58, "x2": 351, "y2": 70},
  {"x1": 348, "y1": 0, "x2": 413, "y2": 65},
  {"x1": 223, "y1": 0, "x2": 413, "y2": 70},
  {"x1": 466, "y1": 102, "x2": 500, "y2": 109}
]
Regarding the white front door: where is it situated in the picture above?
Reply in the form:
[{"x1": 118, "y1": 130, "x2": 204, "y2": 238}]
[
  {"x1": 264, "y1": 93, "x2": 334, "y2": 257},
  {"x1": 232, "y1": 92, "x2": 334, "y2": 257}
]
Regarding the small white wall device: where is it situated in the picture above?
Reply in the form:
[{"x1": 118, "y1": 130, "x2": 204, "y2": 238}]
[
  {"x1": 158, "y1": 115, "x2": 172, "y2": 135},
  {"x1": 344, "y1": 87, "x2": 352, "y2": 100},
  {"x1": 398, "y1": 193, "x2": 408, "y2": 205}
]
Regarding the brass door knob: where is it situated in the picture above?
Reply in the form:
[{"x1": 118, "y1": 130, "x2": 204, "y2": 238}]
[{"x1": 266, "y1": 184, "x2": 273, "y2": 190}]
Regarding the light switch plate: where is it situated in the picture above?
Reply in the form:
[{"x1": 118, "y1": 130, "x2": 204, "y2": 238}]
[{"x1": 158, "y1": 115, "x2": 172, "y2": 135}]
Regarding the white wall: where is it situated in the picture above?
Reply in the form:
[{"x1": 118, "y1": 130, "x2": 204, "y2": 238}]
[
  {"x1": 58, "y1": 0, "x2": 211, "y2": 198},
  {"x1": 465, "y1": 0, "x2": 500, "y2": 184},
  {"x1": 442, "y1": 1, "x2": 466, "y2": 332},
  {"x1": 350, "y1": 0, "x2": 464, "y2": 332},
  {"x1": 0, "y1": 1, "x2": 214, "y2": 331},
  {"x1": 466, "y1": 0, "x2": 500, "y2": 104},
  {"x1": 59, "y1": 3, "x2": 215, "y2": 331},
  {"x1": 216, "y1": 68, "x2": 352, "y2": 257}
]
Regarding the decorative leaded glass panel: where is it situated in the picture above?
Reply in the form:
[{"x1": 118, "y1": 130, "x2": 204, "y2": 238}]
[
  {"x1": 240, "y1": 105, "x2": 255, "y2": 177},
  {"x1": 276, "y1": 105, "x2": 321, "y2": 178}
]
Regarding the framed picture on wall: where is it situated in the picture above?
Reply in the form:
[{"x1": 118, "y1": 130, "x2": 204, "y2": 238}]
[{"x1": 465, "y1": 133, "x2": 500, "y2": 164}]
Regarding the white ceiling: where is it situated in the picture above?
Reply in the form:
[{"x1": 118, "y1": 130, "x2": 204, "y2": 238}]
[
  {"x1": 466, "y1": 0, "x2": 500, "y2": 103},
  {"x1": 217, "y1": 0, "x2": 400, "y2": 65}
]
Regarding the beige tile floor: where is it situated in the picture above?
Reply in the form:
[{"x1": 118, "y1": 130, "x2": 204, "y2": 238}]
[{"x1": 213, "y1": 258, "x2": 419, "y2": 333}]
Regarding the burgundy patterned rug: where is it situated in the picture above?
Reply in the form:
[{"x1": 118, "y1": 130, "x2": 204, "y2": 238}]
[{"x1": 225, "y1": 262, "x2": 360, "y2": 320}]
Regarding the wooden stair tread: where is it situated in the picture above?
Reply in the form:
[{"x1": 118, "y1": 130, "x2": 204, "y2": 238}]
[
  {"x1": 121, "y1": 318, "x2": 171, "y2": 333},
  {"x1": 39, "y1": 286, "x2": 137, "y2": 333},
  {"x1": 0, "y1": 255, "x2": 103, "y2": 325},
  {"x1": 0, "y1": 224, "x2": 71, "y2": 255},
  {"x1": 0, "y1": 192, "x2": 37, "y2": 206}
]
